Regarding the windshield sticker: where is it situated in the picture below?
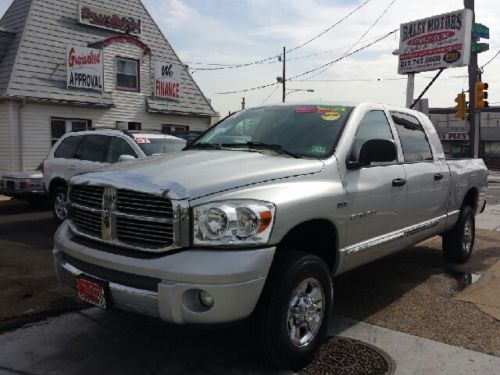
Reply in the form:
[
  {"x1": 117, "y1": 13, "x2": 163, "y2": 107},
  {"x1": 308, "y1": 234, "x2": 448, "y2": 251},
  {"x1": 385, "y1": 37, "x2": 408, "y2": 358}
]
[
  {"x1": 311, "y1": 145, "x2": 327, "y2": 154},
  {"x1": 295, "y1": 105, "x2": 347, "y2": 116},
  {"x1": 321, "y1": 111, "x2": 341, "y2": 121},
  {"x1": 134, "y1": 137, "x2": 151, "y2": 144},
  {"x1": 316, "y1": 105, "x2": 347, "y2": 113}
]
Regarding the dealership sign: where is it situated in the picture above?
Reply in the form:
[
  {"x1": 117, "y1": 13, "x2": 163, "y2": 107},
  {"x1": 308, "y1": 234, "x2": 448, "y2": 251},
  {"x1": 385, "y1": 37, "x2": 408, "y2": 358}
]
[
  {"x1": 78, "y1": 3, "x2": 141, "y2": 34},
  {"x1": 67, "y1": 46, "x2": 103, "y2": 91},
  {"x1": 398, "y1": 9, "x2": 473, "y2": 74},
  {"x1": 154, "y1": 61, "x2": 181, "y2": 101}
]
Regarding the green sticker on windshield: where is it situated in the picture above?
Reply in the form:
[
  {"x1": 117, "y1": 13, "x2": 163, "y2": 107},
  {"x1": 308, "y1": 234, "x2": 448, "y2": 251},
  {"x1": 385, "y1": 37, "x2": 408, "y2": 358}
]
[
  {"x1": 311, "y1": 145, "x2": 327, "y2": 154},
  {"x1": 316, "y1": 105, "x2": 347, "y2": 113}
]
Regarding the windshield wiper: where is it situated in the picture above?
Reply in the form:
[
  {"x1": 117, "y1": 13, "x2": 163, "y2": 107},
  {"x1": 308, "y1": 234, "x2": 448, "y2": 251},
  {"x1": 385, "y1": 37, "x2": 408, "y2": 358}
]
[
  {"x1": 222, "y1": 142, "x2": 300, "y2": 158},
  {"x1": 184, "y1": 142, "x2": 221, "y2": 150}
]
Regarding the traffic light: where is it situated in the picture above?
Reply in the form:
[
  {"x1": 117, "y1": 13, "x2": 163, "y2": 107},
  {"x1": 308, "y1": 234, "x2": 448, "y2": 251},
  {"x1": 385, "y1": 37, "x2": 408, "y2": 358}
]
[
  {"x1": 475, "y1": 81, "x2": 489, "y2": 110},
  {"x1": 454, "y1": 93, "x2": 466, "y2": 119}
]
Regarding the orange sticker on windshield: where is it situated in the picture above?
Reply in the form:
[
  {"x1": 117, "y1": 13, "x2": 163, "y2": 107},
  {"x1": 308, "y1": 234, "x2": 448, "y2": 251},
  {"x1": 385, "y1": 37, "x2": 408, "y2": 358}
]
[{"x1": 321, "y1": 111, "x2": 340, "y2": 121}]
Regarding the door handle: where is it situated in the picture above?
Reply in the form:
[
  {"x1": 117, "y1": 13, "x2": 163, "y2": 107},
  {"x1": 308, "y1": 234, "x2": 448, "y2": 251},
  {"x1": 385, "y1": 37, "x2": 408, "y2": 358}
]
[
  {"x1": 434, "y1": 173, "x2": 444, "y2": 181},
  {"x1": 392, "y1": 178, "x2": 406, "y2": 187}
]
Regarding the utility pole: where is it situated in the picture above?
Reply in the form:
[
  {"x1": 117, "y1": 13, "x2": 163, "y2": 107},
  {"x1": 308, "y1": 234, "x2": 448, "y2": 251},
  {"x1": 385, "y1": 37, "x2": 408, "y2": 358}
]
[
  {"x1": 241, "y1": 97, "x2": 246, "y2": 110},
  {"x1": 465, "y1": 0, "x2": 479, "y2": 158},
  {"x1": 282, "y1": 46, "x2": 286, "y2": 103}
]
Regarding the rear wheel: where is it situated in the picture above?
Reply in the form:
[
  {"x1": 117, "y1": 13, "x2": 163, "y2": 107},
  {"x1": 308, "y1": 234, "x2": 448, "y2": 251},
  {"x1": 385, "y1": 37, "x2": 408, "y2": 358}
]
[
  {"x1": 254, "y1": 251, "x2": 333, "y2": 369},
  {"x1": 52, "y1": 186, "x2": 68, "y2": 223},
  {"x1": 442, "y1": 206, "x2": 475, "y2": 263}
]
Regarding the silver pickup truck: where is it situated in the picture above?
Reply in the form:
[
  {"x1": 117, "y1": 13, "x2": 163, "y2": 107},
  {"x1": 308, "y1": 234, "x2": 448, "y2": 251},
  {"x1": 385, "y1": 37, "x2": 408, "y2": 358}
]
[{"x1": 53, "y1": 103, "x2": 487, "y2": 369}]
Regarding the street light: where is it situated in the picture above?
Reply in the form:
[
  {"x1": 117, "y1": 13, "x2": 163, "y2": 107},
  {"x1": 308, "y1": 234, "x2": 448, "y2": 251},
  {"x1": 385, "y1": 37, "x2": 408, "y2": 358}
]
[{"x1": 284, "y1": 88, "x2": 314, "y2": 99}]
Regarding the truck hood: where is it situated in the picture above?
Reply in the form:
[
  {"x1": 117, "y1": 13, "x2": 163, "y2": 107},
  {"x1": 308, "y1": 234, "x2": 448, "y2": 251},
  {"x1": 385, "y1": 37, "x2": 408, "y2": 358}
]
[{"x1": 71, "y1": 150, "x2": 325, "y2": 200}]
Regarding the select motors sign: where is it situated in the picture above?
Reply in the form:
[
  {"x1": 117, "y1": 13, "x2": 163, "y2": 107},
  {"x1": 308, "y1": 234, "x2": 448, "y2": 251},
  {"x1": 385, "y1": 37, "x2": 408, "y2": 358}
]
[
  {"x1": 398, "y1": 9, "x2": 473, "y2": 74},
  {"x1": 78, "y1": 3, "x2": 141, "y2": 35},
  {"x1": 67, "y1": 46, "x2": 103, "y2": 92},
  {"x1": 154, "y1": 61, "x2": 181, "y2": 101}
]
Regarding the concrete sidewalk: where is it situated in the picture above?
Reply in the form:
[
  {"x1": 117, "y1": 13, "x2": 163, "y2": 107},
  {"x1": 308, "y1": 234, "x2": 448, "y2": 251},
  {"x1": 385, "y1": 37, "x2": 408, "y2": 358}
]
[
  {"x1": 476, "y1": 204, "x2": 500, "y2": 231},
  {"x1": 0, "y1": 309, "x2": 499, "y2": 375}
]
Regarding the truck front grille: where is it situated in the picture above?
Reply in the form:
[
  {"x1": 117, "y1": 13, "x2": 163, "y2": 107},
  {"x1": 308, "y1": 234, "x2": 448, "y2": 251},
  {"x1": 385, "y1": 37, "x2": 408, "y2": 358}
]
[{"x1": 68, "y1": 185, "x2": 176, "y2": 252}]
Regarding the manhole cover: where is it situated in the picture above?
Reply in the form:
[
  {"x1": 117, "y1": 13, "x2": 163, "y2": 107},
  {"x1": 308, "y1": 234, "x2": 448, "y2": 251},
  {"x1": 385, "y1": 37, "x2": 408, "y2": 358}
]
[{"x1": 299, "y1": 336, "x2": 395, "y2": 375}]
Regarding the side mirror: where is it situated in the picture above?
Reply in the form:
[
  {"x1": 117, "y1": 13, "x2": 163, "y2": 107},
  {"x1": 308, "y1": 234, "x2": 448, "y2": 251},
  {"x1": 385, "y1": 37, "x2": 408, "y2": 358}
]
[
  {"x1": 118, "y1": 154, "x2": 136, "y2": 162},
  {"x1": 347, "y1": 139, "x2": 397, "y2": 169}
]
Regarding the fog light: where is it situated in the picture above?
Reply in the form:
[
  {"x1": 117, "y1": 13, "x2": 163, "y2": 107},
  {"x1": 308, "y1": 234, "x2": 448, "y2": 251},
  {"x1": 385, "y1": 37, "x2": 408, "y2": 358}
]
[{"x1": 199, "y1": 290, "x2": 214, "y2": 308}]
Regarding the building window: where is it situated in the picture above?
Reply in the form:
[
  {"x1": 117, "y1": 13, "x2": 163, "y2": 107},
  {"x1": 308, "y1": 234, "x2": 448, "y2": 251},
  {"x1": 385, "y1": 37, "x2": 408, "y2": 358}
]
[
  {"x1": 162, "y1": 125, "x2": 189, "y2": 134},
  {"x1": 128, "y1": 122, "x2": 142, "y2": 130},
  {"x1": 116, "y1": 58, "x2": 139, "y2": 91},
  {"x1": 51, "y1": 118, "x2": 91, "y2": 145}
]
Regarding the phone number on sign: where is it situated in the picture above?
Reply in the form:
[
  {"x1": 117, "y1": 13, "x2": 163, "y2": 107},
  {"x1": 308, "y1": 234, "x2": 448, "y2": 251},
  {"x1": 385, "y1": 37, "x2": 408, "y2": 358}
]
[{"x1": 400, "y1": 55, "x2": 441, "y2": 68}]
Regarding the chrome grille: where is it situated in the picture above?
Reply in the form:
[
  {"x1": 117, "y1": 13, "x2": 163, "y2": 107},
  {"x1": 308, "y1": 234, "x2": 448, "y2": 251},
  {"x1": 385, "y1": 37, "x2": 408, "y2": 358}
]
[
  {"x1": 71, "y1": 206, "x2": 101, "y2": 236},
  {"x1": 70, "y1": 185, "x2": 104, "y2": 209},
  {"x1": 68, "y1": 184, "x2": 177, "y2": 252},
  {"x1": 117, "y1": 216, "x2": 173, "y2": 248},
  {"x1": 116, "y1": 189, "x2": 172, "y2": 217}
]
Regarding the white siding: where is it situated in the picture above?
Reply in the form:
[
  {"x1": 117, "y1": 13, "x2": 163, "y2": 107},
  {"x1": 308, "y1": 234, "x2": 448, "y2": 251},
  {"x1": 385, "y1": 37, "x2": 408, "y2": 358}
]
[
  {"x1": 16, "y1": 101, "x2": 210, "y2": 171},
  {"x1": 0, "y1": 100, "x2": 19, "y2": 174}
]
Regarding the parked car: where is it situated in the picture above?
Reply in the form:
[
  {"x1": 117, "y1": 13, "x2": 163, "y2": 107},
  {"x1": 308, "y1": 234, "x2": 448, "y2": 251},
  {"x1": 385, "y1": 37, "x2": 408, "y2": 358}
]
[
  {"x1": 43, "y1": 128, "x2": 186, "y2": 222},
  {"x1": 0, "y1": 167, "x2": 46, "y2": 204},
  {"x1": 53, "y1": 103, "x2": 487, "y2": 369}
]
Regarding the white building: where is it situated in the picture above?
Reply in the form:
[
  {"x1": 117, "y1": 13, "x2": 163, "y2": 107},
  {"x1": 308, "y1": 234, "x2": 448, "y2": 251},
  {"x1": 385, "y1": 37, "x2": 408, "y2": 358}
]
[{"x1": 0, "y1": 0, "x2": 217, "y2": 173}]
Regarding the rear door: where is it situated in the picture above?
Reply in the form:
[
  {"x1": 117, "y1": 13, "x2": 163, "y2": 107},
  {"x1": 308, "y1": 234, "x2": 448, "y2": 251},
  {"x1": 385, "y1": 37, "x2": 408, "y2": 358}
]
[
  {"x1": 390, "y1": 111, "x2": 451, "y2": 228},
  {"x1": 46, "y1": 135, "x2": 85, "y2": 186},
  {"x1": 71, "y1": 135, "x2": 111, "y2": 179}
]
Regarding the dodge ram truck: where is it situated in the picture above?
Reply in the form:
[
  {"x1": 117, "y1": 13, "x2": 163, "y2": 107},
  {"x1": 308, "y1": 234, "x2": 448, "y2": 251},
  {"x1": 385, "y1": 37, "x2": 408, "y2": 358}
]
[{"x1": 53, "y1": 103, "x2": 488, "y2": 369}]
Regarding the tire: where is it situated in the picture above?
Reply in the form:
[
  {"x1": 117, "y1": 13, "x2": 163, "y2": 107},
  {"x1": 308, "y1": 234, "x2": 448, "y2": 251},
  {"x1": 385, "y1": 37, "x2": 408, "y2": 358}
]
[
  {"x1": 254, "y1": 250, "x2": 333, "y2": 370},
  {"x1": 442, "y1": 206, "x2": 475, "y2": 264},
  {"x1": 52, "y1": 185, "x2": 68, "y2": 223}
]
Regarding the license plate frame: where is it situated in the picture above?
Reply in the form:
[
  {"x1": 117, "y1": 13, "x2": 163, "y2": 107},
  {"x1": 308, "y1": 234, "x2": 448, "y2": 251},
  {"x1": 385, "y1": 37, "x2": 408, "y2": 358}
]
[{"x1": 76, "y1": 275, "x2": 110, "y2": 309}]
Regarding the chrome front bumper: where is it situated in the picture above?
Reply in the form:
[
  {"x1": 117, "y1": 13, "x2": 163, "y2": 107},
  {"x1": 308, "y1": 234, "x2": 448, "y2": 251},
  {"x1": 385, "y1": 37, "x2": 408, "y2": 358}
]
[{"x1": 54, "y1": 222, "x2": 275, "y2": 324}]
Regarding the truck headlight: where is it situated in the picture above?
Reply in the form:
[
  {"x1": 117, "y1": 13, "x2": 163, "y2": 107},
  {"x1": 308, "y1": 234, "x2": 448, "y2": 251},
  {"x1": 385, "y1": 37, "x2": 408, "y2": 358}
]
[{"x1": 193, "y1": 200, "x2": 275, "y2": 246}]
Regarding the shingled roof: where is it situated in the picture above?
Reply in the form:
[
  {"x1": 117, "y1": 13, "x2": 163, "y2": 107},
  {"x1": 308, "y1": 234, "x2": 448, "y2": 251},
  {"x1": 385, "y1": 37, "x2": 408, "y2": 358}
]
[{"x1": 0, "y1": 0, "x2": 216, "y2": 115}]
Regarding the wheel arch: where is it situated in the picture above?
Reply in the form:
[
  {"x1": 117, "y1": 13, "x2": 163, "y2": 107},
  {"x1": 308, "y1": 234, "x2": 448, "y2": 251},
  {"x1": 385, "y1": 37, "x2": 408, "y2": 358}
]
[
  {"x1": 461, "y1": 187, "x2": 478, "y2": 211},
  {"x1": 275, "y1": 219, "x2": 339, "y2": 273},
  {"x1": 49, "y1": 178, "x2": 68, "y2": 195}
]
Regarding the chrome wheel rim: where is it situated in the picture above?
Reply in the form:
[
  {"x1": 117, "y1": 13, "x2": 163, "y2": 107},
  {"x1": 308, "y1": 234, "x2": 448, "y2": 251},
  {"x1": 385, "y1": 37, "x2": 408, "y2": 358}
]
[
  {"x1": 287, "y1": 277, "x2": 325, "y2": 348},
  {"x1": 463, "y1": 216, "x2": 473, "y2": 253},
  {"x1": 54, "y1": 192, "x2": 67, "y2": 221}
]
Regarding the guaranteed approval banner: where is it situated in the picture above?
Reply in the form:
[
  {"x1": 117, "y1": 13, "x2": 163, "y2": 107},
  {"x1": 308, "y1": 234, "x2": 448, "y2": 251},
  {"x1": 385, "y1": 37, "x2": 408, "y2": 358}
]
[
  {"x1": 398, "y1": 9, "x2": 473, "y2": 74},
  {"x1": 67, "y1": 46, "x2": 103, "y2": 91}
]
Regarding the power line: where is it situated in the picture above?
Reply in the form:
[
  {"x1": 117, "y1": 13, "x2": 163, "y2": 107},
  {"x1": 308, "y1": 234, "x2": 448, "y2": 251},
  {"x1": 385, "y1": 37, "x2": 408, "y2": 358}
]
[
  {"x1": 288, "y1": 29, "x2": 398, "y2": 81},
  {"x1": 261, "y1": 84, "x2": 281, "y2": 104},
  {"x1": 303, "y1": 0, "x2": 398, "y2": 80},
  {"x1": 185, "y1": 0, "x2": 375, "y2": 71},
  {"x1": 481, "y1": 49, "x2": 500, "y2": 69},
  {"x1": 215, "y1": 29, "x2": 397, "y2": 94}
]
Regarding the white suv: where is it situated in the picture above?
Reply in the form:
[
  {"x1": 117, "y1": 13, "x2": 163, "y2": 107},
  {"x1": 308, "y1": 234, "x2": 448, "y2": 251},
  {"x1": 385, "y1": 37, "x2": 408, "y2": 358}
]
[{"x1": 43, "y1": 129, "x2": 186, "y2": 222}]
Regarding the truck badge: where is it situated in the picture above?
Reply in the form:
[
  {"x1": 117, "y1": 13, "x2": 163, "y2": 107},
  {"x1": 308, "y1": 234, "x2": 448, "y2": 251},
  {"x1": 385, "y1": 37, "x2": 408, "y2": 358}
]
[{"x1": 101, "y1": 187, "x2": 116, "y2": 241}]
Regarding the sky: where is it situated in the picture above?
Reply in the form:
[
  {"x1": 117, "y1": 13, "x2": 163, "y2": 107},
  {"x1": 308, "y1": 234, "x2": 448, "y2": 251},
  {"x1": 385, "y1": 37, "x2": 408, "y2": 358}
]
[{"x1": 1, "y1": 0, "x2": 499, "y2": 116}]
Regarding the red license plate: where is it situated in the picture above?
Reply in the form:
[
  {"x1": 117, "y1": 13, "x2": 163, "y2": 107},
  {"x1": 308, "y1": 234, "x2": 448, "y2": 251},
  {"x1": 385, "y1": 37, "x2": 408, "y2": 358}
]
[{"x1": 76, "y1": 276, "x2": 109, "y2": 309}]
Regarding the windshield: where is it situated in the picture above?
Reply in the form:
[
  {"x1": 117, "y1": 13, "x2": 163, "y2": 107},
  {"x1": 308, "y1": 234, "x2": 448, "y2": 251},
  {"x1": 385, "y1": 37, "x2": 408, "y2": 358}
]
[
  {"x1": 190, "y1": 105, "x2": 352, "y2": 158},
  {"x1": 134, "y1": 136, "x2": 187, "y2": 156}
]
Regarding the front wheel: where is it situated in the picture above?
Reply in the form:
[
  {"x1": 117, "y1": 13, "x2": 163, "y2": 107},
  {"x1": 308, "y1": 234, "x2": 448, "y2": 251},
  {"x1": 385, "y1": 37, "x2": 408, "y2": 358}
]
[
  {"x1": 52, "y1": 186, "x2": 68, "y2": 223},
  {"x1": 254, "y1": 251, "x2": 333, "y2": 370},
  {"x1": 442, "y1": 206, "x2": 475, "y2": 263}
]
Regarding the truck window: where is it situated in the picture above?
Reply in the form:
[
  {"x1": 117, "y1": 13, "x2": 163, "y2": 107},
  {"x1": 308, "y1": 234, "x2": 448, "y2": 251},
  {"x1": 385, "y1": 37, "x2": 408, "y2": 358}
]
[
  {"x1": 349, "y1": 110, "x2": 394, "y2": 163},
  {"x1": 391, "y1": 112, "x2": 433, "y2": 163}
]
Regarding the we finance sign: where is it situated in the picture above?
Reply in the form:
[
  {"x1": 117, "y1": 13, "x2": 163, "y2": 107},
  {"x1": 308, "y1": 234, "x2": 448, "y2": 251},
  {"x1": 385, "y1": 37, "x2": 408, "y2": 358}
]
[
  {"x1": 398, "y1": 9, "x2": 473, "y2": 74},
  {"x1": 154, "y1": 61, "x2": 181, "y2": 101},
  {"x1": 67, "y1": 46, "x2": 103, "y2": 91}
]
